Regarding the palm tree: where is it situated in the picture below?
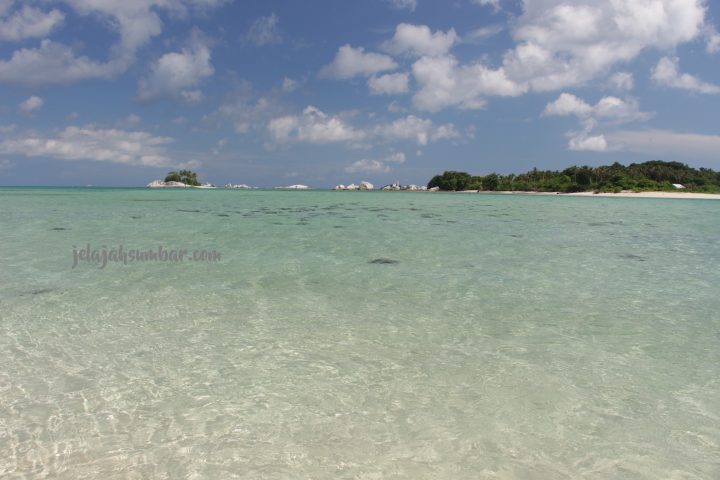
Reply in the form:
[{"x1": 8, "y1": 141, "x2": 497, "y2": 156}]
[
  {"x1": 164, "y1": 171, "x2": 181, "y2": 182},
  {"x1": 164, "y1": 170, "x2": 199, "y2": 185}
]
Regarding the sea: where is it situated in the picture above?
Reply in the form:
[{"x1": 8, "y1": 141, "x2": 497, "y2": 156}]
[{"x1": 1, "y1": 187, "x2": 718, "y2": 479}]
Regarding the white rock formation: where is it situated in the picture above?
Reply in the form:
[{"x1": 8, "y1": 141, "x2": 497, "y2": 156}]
[{"x1": 147, "y1": 180, "x2": 188, "y2": 188}]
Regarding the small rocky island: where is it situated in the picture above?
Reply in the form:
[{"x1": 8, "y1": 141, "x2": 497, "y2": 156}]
[{"x1": 148, "y1": 170, "x2": 250, "y2": 189}]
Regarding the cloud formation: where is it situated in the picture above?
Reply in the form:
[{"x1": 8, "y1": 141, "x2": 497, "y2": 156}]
[
  {"x1": 345, "y1": 152, "x2": 406, "y2": 173},
  {"x1": 0, "y1": 126, "x2": 188, "y2": 167},
  {"x1": 0, "y1": 0, "x2": 226, "y2": 86},
  {"x1": 368, "y1": 73, "x2": 409, "y2": 95},
  {"x1": 0, "y1": 4, "x2": 64, "y2": 41},
  {"x1": 383, "y1": 24, "x2": 458, "y2": 57},
  {"x1": 202, "y1": 79, "x2": 291, "y2": 135},
  {"x1": 0, "y1": 40, "x2": 127, "y2": 86},
  {"x1": 244, "y1": 13, "x2": 282, "y2": 46},
  {"x1": 652, "y1": 56, "x2": 720, "y2": 94},
  {"x1": 472, "y1": 0, "x2": 501, "y2": 11},
  {"x1": 607, "y1": 72, "x2": 634, "y2": 91},
  {"x1": 320, "y1": 45, "x2": 397, "y2": 79},
  {"x1": 19, "y1": 95, "x2": 43, "y2": 114},
  {"x1": 544, "y1": 92, "x2": 651, "y2": 151},
  {"x1": 606, "y1": 129, "x2": 720, "y2": 160},
  {"x1": 503, "y1": 0, "x2": 705, "y2": 92},
  {"x1": 323, "y1": 2, "x2": 711, "y2": 112},
  {"x1": 268, "y1": 106, "x2": 366, "y2": 144},
  {"x1": 267, "y1": 106, "x2": 458, "y2": 146},
  {"x1": 137, "y1": 34, "x2": 214, "y2": 103},
  {"x1": 385, "y1": 0, "x2": 417, "y2": 12},
  {"x1": 376, "y1": 115, "x2": 458, "y2": 145},
  {"x1": 412, "y1": 55, "x2": 526, "y2": 111}
]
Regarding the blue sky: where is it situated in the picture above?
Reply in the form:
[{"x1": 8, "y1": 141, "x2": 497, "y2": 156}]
[{"x1": 1, "y1": 0, "x2": 719, "y2": 187}]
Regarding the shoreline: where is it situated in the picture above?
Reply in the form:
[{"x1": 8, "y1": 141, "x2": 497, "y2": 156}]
[{"x1": 458, "y1": 190, "x2": 720, "y2": 199}]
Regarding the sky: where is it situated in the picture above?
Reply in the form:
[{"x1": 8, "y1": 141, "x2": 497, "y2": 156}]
[{"x1": 1, "y1": 0, "x2": 719, "y2": 187}]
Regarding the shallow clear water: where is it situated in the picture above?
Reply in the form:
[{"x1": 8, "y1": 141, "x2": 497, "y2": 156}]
[{"x1": 1, "y1": 188, "x2": 719, "y2": 479}]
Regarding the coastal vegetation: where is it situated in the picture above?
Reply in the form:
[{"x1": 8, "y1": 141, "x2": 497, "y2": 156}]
[
  {"x1": 164, "y1": 170, "x2": 200, "y2": 186},
  {"x1": 427, "y1": 161, "x2": 720, "y2": 193}
]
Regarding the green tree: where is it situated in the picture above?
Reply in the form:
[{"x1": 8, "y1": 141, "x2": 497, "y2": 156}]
[
  {"x1": 164, "y1": 170, "x2": 200, "y2": 186},
  {"x1": 481, "y1": 173, "x2": 500, "y2": 191}
]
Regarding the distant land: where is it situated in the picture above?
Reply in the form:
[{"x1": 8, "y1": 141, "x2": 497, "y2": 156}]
[
  {"x1": 142, "y1": 161, "x2": 720, "y2": 196},
  {"x1": 427, "y1": 161, "x2": 720, "y2": 194}
]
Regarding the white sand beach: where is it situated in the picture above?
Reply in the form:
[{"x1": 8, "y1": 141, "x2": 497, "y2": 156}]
[
  {"x1": 464, "y1": 190, "x2": 720, "y2": 199},
  {"x1": 565, "y1": 191, "x2": 720, "y2": 199}
]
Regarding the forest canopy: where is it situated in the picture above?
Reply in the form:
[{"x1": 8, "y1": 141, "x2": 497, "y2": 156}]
[
  {"x1": 427, "y1": 161, "x2": 720, "y2": 193},
  {"x1": 164, "y1": 170, "x2": 200, "y2": 186}
]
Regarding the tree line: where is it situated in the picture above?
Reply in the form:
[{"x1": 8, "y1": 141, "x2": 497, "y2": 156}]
[
  {"x1": 164, "y1": 170, "x2": 200, "y2": 186},
  {"x1": 427, "y1": 161, "x2": 720, "y2": 193}
]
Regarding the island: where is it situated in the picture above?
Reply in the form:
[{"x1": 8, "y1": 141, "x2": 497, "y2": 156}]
[
  {"x1": 333, "y1": 181, "x2": 374, "y2": 190},
  {"x1": 148, "y1": 171, "x2": 250, "y2": 189},
  {"x1": 274, "y1": 184, "x2": 310, "y2": 189},
  {"x1": 427, "y1": 160, "x2": 720, "y2": 195}
]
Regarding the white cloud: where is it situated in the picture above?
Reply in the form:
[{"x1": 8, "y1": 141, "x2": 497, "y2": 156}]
[
  {"x1": 137, "y1": 35, "x2": 214, "y2": 102},
  {"x1": 320, "y1": 45, "x2": 397, "y2": 79},
  {"x1": 387, "y1": 101, "x2": 407, "y2": 113},
  {"x1": 282, "y1": 77, "x2": 298, "y2": 92},
  {"x1": 212, "y1": 138, "x2": 226, "y2": 156},
  {"x1": 0, "y1": 0, "x2": 225, "y2": 86},
  {"x1": 543, "y1": 92, "x2": 593, "y2": 117},
  {"x1": 412, "y1": 54, "x2": 526, "y2": 111},
  {"x1": 385, "y1": 152, "x2": 406, "y2": 163},
  {"x1": 0, "y1": 4, "x2": 64, "y2": 41},
  {"x1": 0, "y1": 126, "x2": 188, "y2": 167},
  {"x1": 126, "y1": 114, "x2": 141, "y2": 125},
  {"x1": 592, "y1": 96, "x2": 651, "y2": 123},
  {"x1": 383, "y1": 24, "x2": 458, "y2": 57},
  {"x1": 204, "y1": 80, "x2": 286, "y2": 134},
  {"x1": 63, "y1": 0, "x2": 161, "y2": 57},
  {"x1": 345, "y1": 159, "x2": 390, "y2": 173},
  {"x1": 267, "y1": 106, "x2": 458, "y2": 146},
  {"x1": 607, "y1": 72, "x2": 634, "y2": 91},
  {"x1": 385, "y1": 0, "x2": 417, "y2": 12},
  {"x1": 180, "y1": 89, "x2": 205, "y2": 103},
  {"x1": 544, "y1": 93, "x2": 651, "y2": 124},
  {"x1": 502, "y1": 0, "x2": 706, "y2": 92},
  {"x1": 464, "y1": 24, "x2": 504, "y2": 44},
  {"x1": 651, "y1": 56, "x2": 720, "y2": 94},
  {"x1": 368, "y1": 73, "x2": 409, "y2": 95},
  {"x1": 0, "y1": 40, "x2": 127, "y2": 86},
  {"x1": 707, "y1": 29, "x2": 720, "y2": 53},
  {"x1": 568, "y1": 134, "x2": 608, "y2": 151},
  {"x1": 472, "y1": 0, "x2": 501, "y2": 12},
  {"x1": 244, "y1": 13, "x2": 282, "y2": 46},
  {"x1": 377, "y1": 114, "x2": 458, "y2": 145},
  {"x1": 605, "y1": 129, "x2": 720, "y2": 160},
  {"x1": 19, "y1": 95, "x2": 43, "y2": 114},
  {"x1": 322, "y1": 1, "x2": 709, "y2": 112},
  {"x1": 345, "y1": 151, "x2": 406, "y2": 173},
  {"x1": 544, "y1": 92, "x2": 650, "y2": 152},
  {"x1": 268, "y1": 106, "x2": 366, "y2": 144}
]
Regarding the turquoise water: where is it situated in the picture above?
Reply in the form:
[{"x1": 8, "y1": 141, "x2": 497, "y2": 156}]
[{"x1": 1, "y1": 188, "x2": 719, "y2": 479}]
